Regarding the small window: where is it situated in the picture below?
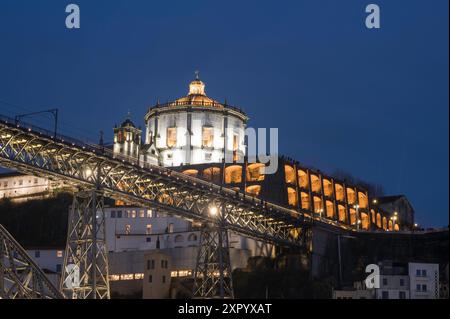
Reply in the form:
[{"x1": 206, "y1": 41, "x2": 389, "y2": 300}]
[
  {"x1": 117, "y1": 211, "x2": 122, "y2": 218},
  {"x1": 146, "y1": 225, "x2": 152, "y2": 235},
  {"x1": 148, "y1": 275, "x2": 152, "y2": 283},
  {"x1": 416, "y1": 284, "x2": 421, "y2": 291},
  {"x1": 399, "y1": 291, "x2": 406, "y2": 299},
  {"x1": 422, "y1": 284, "x2": 427, "y2": 292},
  {"x1": 167, "y1": 127, "x2": 177, "y2": 148},
  {"x1": 57, "y1": 250, "x2": 63, "y2": 258},
  {"x1": 381, "y1": 291, "x2": 389, "y2": 299},
  {"x1": 162, "y1": 275, "x2": 166, "y2": 283},
  {"x1": 383, "y1": 278, "x2": 388, "y2": 286},
  {"x1": 146, "y1": 237, "x2": 151, "y2": 242},
  {"x1": 422, "y1": 269, "x2": 427, "y2": 277},
  {"x1": 139, "y1": 210, "x2": 145, "y2": 218},
  {"x1": 168, "y1": 223, "x2": 174, "y2": 233},
  {"x1": 202, "y1": 127, "x2": 214, "y2": 148},
  {"x1": 56, "y1": 264, "x2": 62, "y2": 273},
  {"x1": 147, "y1": 210, "x2": 153, "y2": 218},
  {"x1": 416, "y1": 269, "x2": 421, "y2": 277},
  {"x1": 35, "y1": 251, "x2": 40, "y2": 258},
  {"x1": 400, "y1": 278, "x2": 404, "y2": 286},
  {"x1": 110, "y1": 211, "x2": 116, "y2": 218},
  {"x1": 125, "y1": 225, "x2": 131, "y2": 235}
]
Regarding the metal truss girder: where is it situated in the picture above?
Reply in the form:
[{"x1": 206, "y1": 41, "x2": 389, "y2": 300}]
[
  {"x1": 0, "y1": 120, "x2": 311, "y2": 248},
  {"x1": 60, "y1": 190, "x2": 110, "y2": 299},
  {"x1": 0, "y1": 224, "x2": 63, "y2": 299},
  {"x1": 193, "y1": 223, "x2": 234, "y2": 299}
]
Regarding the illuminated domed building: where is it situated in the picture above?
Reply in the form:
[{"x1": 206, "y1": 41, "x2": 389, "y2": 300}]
[{"x1": 141, "y1": 74, "x2": 247, "y2": 167}]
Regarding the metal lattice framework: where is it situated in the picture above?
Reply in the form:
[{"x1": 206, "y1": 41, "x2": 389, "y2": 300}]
[
  {"x1": 0, "y1": 116, "x2": 310, "y2": 247},
  {"x1": 60, "y1": 190, "x2": 110, "y2": 299},
  {"x1": 0, "y1": 224, "x2": 63, "y2": 299},
  {"x1": 193, "y1": 217, "x2": 234, "y2": 299}
]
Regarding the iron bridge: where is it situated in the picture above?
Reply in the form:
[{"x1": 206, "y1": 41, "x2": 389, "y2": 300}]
[{"x1": 0, "y1": 115, "x2": 311, "y2": 248}]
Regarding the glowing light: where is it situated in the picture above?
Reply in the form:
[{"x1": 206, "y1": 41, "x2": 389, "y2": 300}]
[
  {"x1": 209, "y1": 205, "x2": 218, "y2": 216},
  {"x1": 373, "y1": 199, "x2": 377, "y2": 204},
  {"x1": 85, "y1": 168, "x2": 92, "y2": 177}
]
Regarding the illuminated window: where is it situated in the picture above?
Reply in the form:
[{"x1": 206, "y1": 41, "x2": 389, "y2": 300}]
[
  {"x1": 361, "y1": 213, "x2": 369, "y2": 230},
  {"x1": 349, "y1": 209, "x2": 357, "y2": 225},
  {"x1": 139, "y1": 210, "x2": 145, "y2": 218},
  {"x1": 371, "y1": 209, "x2": 376, "y2": 224},
  {"x1": 298, "y1": 170, "x2": 308, "y2": 189},
  {"x1": 376, "y1": 213, "x2": 382, "y2": 228},
  {"x1": 167, "y1": 127, "x2": 177, "y2": 148},
  {"x1": 394, "y1": 224, "x2": 399, "y2": 231},
  {"x1": 388, "y1": 220, "x2": 393, "y2": 231},
  {"x1": 203, "y1": 167, "x2": 221, "y2": 184},
  {"x1": 347, "y1": 188, "x2": 356, "y2": 204},
  {"x1": 131, "y1": 210, "x2": 136, "y2": 218},
  {"x1": 382, "y1": 217, "x2": 388, "y2": 230},
  {"x1": 358, "y1": 192, "x2": 368, "y2": 209},
  {"x1": 183, "y1": 169, "x2": 198, "y2": 177},
  {"x1": 335, "y1": 184, "x2": 344, "y2": 201},
  {"x1": 202, "y1": 127, "x2": 214, "y2": 147},
  {"x1": 311, "y1": 175, "x2": 321, "y2": 193},
  {"x1": 135, "y1": 273, "x2": 144, "y2": 280},
  {"x1": 57, "y1": 250, "x2": 63, "y2": 258},
  {"x1": 323, "y1": 179, "x2": 333, "y2": 197},
  {"x1": 125, "y1": 225, "x2": 131, "y2": 234},
  {"x1": 338, "y1": 205, "x2": 346, "y2": 222},
  {"x1": 147, "y1": 209, "x2": 153, "y2": 218},
  {"x1": 109, "y1": 275, "x2": 120, "y2": 281},
  {"x1": 168, "y1": 223, "x2": 174, "y2": 233},
  {"x1": 287, "y1": 187, "x2": 297, "y2": 206},
  {"x1": 326, "y1": 200, "x2": 335, "y2": 218},
  {"x1": 225, "y1": 165, "x2": 242, "y2": 184},
  {"x1": 285, "y1": 165, "x2": 295, "y2": 184},
  {"x1": 301, "y1": 192, "x2": 310, "y2": 210},
  {"x1": 233, "y1": 134, "x2": 239, "y2": 161},
  {"x1": 314, "y1": 196, "x2": 323, "y2": 213},
  {"x1": 146, "y1": 224, "x2": 152, "y2": 235},
  {"x1": 246, "y1": 163, "x2": 265, "y2": 182},
  {"x1": 120, "y1": 274, "x2": 134, "y2": 280},
  {"x1": 246, "y1": 185, "x2": 261, "y2": 196}
]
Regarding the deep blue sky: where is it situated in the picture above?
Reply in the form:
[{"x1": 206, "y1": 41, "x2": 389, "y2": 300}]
[{"x1": 0, "y1": 0, "x2": 448, "y2": 227}]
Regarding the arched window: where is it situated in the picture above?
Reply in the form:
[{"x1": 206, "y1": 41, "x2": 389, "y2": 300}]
[
  {"x1": 203, "y1": 167, "x2": 221, "y2": 184},
  {"x1": 376, "y1": 213, "x2": 382, "y2": 228},
  {"x1": 347, "y1": 188, "x2": 356, "y2": 205},
  {"x1": 298, "y1": 170, "x2": 309, "y2": 189},
  {"x1": 349, "y1": 208, "x2": 357, "y2": 225},
  {"x1": 285, "y1": 165, "x2": 295, "y2": 184},
  {"x1": 174, "y1": 235, "x2": 184, "y2": 243},
  {"x1": 183, "y1": 169, "x2": 198, "y2": 177},
  {"x1": 335, "y1": 184, "x2": 344, "y2": 201},
  {"x1": 394, "y1": 224, "x2": 399, "y2": 231},
  {"x1": 311, "y1": 175, "x2": 321, "y2": 193},
  {"x1": 338, "y1": 205, "x2": 346, "y2": 222},
  {"x1": 371, "y1": 209, "x2": 376, "y2": 224},
  {"x1": 358, "y1": 192, "x2": 368, "y2": 209},
  {"x1": 361, "y1": 213, "x2": 369, "y2": 230},
  {"x1": 388, "y1": 220, "x2": 393, "y2": 231},
  {"x1": 225, "y1": 165, "x2": 242, "y2": 184},
  {"x1": 247, "y1": 163, "x2": 265, "y2": 182},
  {"x1": 314, "y1": 196, "x2": 323, "y2": 214},
  {"x1": 287, "y1": 187, "x2": 297, "y2": 206},
  {"x1": 382, "y1": 217, "x2": 388, "y2": 230},
  {"x1": 301, "y1": 192, "x2": 310, "y2": 210},
  {"x1": 323, "y1": 179, "x2": 333, "y2": 197},
  {"x1": 326, "y1": 200, "x2": 335, "y2": 218},
  {"x1": 246, "y1": 185, "x2": 261, "y2": 196}
]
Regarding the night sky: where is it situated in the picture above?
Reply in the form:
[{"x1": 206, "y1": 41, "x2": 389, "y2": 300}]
[{"x1": 0, "y1": 0, "x2": 448, "y2": 227}]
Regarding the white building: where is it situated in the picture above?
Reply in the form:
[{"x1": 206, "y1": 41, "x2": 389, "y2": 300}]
[
  {"x1": 0, "y1": 173, "x2": 50, "y2": 202},
  {"x1": 408, "y1": 262, "x2": 439, "y2": 299}
]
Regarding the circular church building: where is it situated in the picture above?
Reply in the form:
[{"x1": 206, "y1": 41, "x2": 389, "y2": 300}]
[{"x1": 143, "y1": 75, "x2": 248, "y2": 167}]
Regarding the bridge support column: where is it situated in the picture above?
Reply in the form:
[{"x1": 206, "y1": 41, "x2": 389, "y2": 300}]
[
  {"x1": 192, "y1": 216, "x2": 234, "y2": 299},
  {"x1": 61, "y1": 190, "x2": 110, "y2": 299}
]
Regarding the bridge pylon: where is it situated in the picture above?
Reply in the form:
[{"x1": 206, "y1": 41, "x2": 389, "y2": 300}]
[
  {"x1": 192, "y1": 206, "x2": 234, "y2": 299},
  {"x1": 60, "y1": 189, "x2": 110, "y2": 299}
]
